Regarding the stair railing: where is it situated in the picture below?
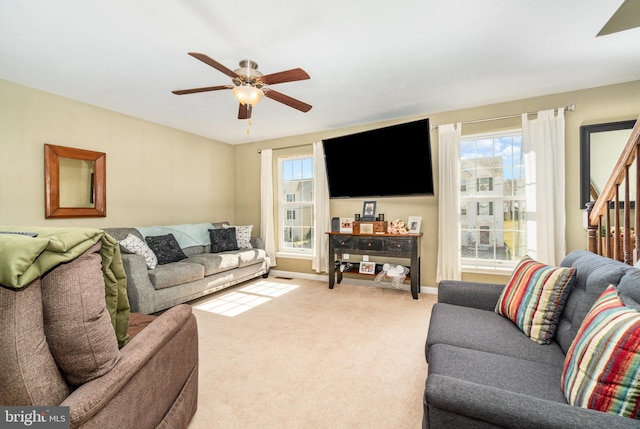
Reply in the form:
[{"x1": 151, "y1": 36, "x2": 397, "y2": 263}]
[{"x1": 585, "y1": 117, "x2": 640, "y2": 265}]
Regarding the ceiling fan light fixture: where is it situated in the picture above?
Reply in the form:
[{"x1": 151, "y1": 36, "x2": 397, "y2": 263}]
[{"x1": 232, "y1": 84, "x2": 264, "y2": 106}]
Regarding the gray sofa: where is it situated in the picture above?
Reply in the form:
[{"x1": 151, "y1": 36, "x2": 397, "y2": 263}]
[
  {"x1": 104, "y1": 222, "x2": 270, "y2": 314},
  {"x1": 423, "y1": 250, "x2": 640, "y2": 429}
]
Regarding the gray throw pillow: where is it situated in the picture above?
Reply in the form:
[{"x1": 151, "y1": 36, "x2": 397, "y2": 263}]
[
  {"x1": 145, "y1": 233, "x2": 187, "y2": 265},
  {"x1": 209, "y1": 228, "x2": 238, "y2": 253}
]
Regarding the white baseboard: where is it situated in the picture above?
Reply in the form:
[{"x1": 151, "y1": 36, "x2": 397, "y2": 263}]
[{"x1": 268, "y1": 269, "x2": 438, "y2": 295}]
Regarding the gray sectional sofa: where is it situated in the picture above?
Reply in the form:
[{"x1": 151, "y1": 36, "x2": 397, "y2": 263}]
[
  {"x1": 104, "y1": 222, "x2": 270, "y2": 314},
  {"x1": 423, "y1": 250, "x2": 640, "y2": 429}
]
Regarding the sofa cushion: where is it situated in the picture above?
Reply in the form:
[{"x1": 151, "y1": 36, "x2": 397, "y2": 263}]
[
  {"x1": 429, "y1": 343, "x2": 567, "y2": 403},
  {"x1": 145, "y1": 233, "x2": 188, "y2": 265},
  {"x1": 426, "y1": 303, "x2": 566, "y2": 367},
  {"x1": 562, "y1": 285, "x2": 640, "y2": 418},
  {"x1": 557, "y1": 251, "x2": 634, "y2": 354},
  {"x1": 119, "y1": 233, "x2": 157, "y2": 269},
  {"x1": 209, "y1": 228, "x2": 238, "y2": 253},
  {"x1": 187, "y1": 253, "x2": 239, "y2": 276},
  {"x1": 617, "y1": 269, "x2": 640, "y2": 311},
  {"x1": 147, "y1": 261, "x2": 205, "y2": 290},
  {"x1": 0, "y1": 279, "x2": 70, "y2": 405},
  {"x1": 40, "y1": 242, "x2": 121, "y2": 386},
  {"x1": 225, "y1": 224, "x2": 253, "y2": 248},
  {"x1": 182, "y1": 245, "x2": 207, "y2": 257},
  {"x1": 495, "y1": 255, "x2": 575, "y2": 344},
  {"x1": 236, "y1": 248, "x2": 267, "y2": 267}
]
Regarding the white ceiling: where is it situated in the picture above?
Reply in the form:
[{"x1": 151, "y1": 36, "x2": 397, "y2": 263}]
[{"x1": 1, "y1": 0, "x2": 639, "y2": 145}]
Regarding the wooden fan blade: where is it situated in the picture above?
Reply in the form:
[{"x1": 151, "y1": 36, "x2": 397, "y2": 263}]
[
  {"x1": 238, "y1": 103, "x2": 252, "y2": 120},
  {"x1": 172, "y1": 85, "x2": 231, "y2": 95},
  {"x1": 597, "y1": 0, "x2": 640, "y2": 36},
  {"x1": 261, "y1": 68, "x2": 310, "y2": 85},
  {"x1": 264, "y1": 90, "x2": 312, "y2": 112},
  {"x1": 188, "y1": 52, "x2": 239, "y2": 78}
]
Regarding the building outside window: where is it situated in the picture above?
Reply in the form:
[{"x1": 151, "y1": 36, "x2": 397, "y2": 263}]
[
  {"x1": 460, "y1": 130, "x2": 526, "y2": 271},
  {"x1": 278, "y1": 156, "x2": 315, "y2": 255}
]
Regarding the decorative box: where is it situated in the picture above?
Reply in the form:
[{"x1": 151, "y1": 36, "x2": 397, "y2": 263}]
[{"x1": 353, "y1": 221, "x2": 388, "y2": 235}]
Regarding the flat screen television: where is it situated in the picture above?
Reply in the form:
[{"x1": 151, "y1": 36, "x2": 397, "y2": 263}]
[{"x1": 322, "y1": 118, "x2": 434, "y2": 199}]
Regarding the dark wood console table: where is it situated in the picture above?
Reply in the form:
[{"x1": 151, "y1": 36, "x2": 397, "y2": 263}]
[{"x1": 327, "y1": 232, "x2": 422, "y2": 299}]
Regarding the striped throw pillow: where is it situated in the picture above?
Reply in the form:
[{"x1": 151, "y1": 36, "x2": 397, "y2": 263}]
[
  {"x1": 495, "y1": 256, "x2": 575, "y2": 344},
  {"x1": 562, "y1": 285, "x2": 640, "y2": 418}
]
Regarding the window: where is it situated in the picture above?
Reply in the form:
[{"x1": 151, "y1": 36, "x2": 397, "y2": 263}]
[
  {"x1": 278, "y1": 156, "x2": 315, "y2": 255},
  {"x1": 460, "y1": 130, "x2": 526, "y2": 271}
]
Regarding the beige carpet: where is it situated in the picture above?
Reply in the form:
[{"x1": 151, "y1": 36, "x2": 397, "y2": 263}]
[{"x1": 186, "y1": 277, "x2": 436, "y2": 429}]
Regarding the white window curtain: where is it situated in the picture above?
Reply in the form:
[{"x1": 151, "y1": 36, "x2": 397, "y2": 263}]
[
  {"x1": 436, "y1": 123, "x2": 462, "y2": 282},
  {"x1": 260, "y1": 149, "x2": 277, "y2": 266},
  {"x1": 312, "y1": 141, "x2": 331, "y2": 273},
  {"x1": 522, "y1": 108, "x2": 566, "y2": 265}
]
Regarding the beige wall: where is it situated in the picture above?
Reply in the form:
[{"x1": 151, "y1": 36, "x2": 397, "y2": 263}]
[
  {"x1": 0, "y1": 79, "x2": 236, "y2": 228},
  {"x1": 2, "y1": 78, "x2": 639, "y2": 288},
  {"x1": 234, "y1": 80, "x2": 640, "y2": 287}
]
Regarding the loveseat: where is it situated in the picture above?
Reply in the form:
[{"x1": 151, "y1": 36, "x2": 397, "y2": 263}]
[
  {"x1": 423, "y1": 250, "x2": 640, "y2": 429},
  {"x1": 0, "y1": 227, "x2": 198, "y2": 428},
  {"x1": 104, "y1": 222, "x2": 270, "y2": 314}
]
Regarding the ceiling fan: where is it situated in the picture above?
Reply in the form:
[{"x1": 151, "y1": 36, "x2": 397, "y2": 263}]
[{"x1": 172, "y1": 52, "x2": 312, "y2": 120}]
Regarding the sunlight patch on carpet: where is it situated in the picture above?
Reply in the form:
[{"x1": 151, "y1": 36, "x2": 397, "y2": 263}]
[
  {"x1": 239, "y1": 280, "x2": 299, "y2": 297},
  {"x1": 193, "y1": 280, "x2": 299, "y2": 316}
]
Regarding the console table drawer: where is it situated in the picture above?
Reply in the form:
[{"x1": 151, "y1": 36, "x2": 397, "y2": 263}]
[
  {"x1": 334, "y1": 236, "x2": 355, "y2": 249},
  {"x1": 357, "y1": 237, "x2": 384, "y2": 251},
  {"x1": 386, "y1": 238, "x2": 413, "y2": 255}
]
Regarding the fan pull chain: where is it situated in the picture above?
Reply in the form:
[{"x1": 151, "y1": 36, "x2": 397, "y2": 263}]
[{"x1": 247, "y1": 119, "x2": 252, "y2": 135}]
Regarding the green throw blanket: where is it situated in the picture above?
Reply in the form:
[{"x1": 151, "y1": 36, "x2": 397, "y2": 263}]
[{"x1": 0, "y1": 226, "x2": 130, "y2": 347}]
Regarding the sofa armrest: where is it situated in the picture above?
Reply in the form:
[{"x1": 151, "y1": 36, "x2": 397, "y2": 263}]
[
  {"x1": 62, "y1": 304, "x2": 198, "y2": 429},
  {"x1": 119, "y1": 253, "x2": 157, "y2": 314},
  {"x1": 425, "y1": 374, "x2": 639, "y2": 429},
  {"x1": 438, "y1": 280, "x2": 505, "y2": 311},
  {"x1": 250, "y1": 236, "x2": 265, "y2": 249}
]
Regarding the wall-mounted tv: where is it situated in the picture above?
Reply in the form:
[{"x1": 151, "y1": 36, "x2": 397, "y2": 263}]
[{"x1": 322, "y1": 118, "x2": 434, "y2": 199}]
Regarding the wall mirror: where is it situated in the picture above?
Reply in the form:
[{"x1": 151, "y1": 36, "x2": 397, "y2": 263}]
[
  {"x1": 44, "y1": 144, "x2": 106, "y2": 218},
  {"x1": 579, "y1": 119, "x2": 636, "y2": 209}
]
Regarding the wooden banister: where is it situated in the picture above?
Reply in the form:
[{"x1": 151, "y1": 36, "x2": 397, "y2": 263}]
[{"x1": 586, "y1": 117, "x2": 640, "y2": 264}]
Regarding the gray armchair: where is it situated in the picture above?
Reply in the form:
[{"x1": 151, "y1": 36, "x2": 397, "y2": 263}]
[{"x1": 0, "y1": 240, "x2": 198, "y2": 428}]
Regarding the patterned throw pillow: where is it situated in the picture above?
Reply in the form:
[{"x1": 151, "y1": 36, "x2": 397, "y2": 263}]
[
  {"x1": 224, "y1": 224, "x2": 253, "y2": 248},
  {"x1": 119, "y1": 233, "x2": 157, "y2": 269},
  {"x1": 561, "y1": 285, "x2": 640, "y2": 418},
  {"x1": 144, "y1": 233, "x2": 187, "y2": 265},
  {"x1": 209, "y1": 228, "x2": 238, "y2": 253},
  {"x1": 495, "y1": 255, "x2": 575, "y2": 344}
]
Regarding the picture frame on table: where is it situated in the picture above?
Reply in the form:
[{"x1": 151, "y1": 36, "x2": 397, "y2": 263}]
[
  {"x1": 408, "y1": 216, "x2": 422, "y2": 233},
  {"x1": 359, "y1": 261, "x2": 376, "y2": 275},
  {"x1": 340, "y1": 217, "x2": 354, "y2": 233},
  {"x1": 359, "y1": 223, "x2": 374, "y2": 234},
  {"x1": 362, "y1": 201, "x2": 377, "y2": 220}
]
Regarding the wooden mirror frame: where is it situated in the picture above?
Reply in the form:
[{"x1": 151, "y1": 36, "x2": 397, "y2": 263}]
[
  {"x1": 44, "y1": 144, "x2": 106, "y2": 218},
  {"x1": 579, "y1": 119, "x2": 636, "y2": 210}
]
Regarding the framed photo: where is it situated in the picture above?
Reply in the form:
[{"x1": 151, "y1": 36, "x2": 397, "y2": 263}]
[
  {"x1": 362, "y1": 201, "x2": 377, "y2": 220},
  {"x1": 340, "y1": 217, "x2": 354, "y2": 233},
  {"x1": 408, "y1": 216, "x2": 422, "y2": 233},
  {"x1": 359, "y1": 261, "x2": 376, "y2": 275},
  {"x1": 359, "y1": 223, "x2": 374, "y2": 234}
]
